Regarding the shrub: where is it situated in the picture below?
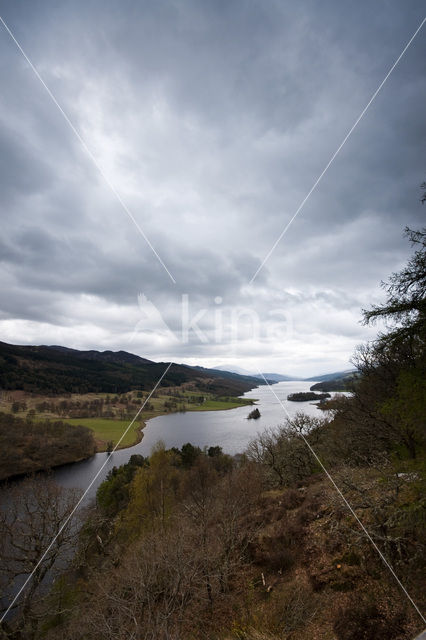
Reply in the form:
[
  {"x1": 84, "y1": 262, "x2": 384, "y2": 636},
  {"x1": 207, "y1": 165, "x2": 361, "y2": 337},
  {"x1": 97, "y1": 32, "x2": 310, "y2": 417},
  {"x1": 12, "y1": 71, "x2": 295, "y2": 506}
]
[
  {"x1": 262, "y1": 543, "x2": 295, "y2": 573},
  {"x1": 266, "y1": 583, "x2": 318, "y2": 634},
  {"x1": 279, "y1": 488, "x2": 304, "y2": 510},
  {"x1": 333, "y1": 594, "x2": 407, "y2": 640}
]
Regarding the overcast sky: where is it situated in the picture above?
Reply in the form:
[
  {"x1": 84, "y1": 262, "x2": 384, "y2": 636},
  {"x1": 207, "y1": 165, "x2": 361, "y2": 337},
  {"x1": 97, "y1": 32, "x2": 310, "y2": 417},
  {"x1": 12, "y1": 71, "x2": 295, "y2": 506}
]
[{"x1": 0, "y1": 1, "x2": 425, "y2": 377}]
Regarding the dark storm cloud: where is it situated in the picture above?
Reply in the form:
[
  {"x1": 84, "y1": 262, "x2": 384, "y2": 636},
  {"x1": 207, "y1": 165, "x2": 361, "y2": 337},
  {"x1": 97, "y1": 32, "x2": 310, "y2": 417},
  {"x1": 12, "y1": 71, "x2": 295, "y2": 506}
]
[
  {"x1": 0, "y1": 0, "x2": 424, "y2": 374},
  {"x1": 0, "y1": 127, "x2": 51, "y2": 201}
]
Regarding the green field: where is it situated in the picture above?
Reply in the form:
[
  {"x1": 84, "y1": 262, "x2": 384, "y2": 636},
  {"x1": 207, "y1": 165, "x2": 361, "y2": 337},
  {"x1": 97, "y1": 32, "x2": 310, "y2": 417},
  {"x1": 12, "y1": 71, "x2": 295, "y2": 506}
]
[
  {"x1": 65, "y1": 418, "x2": 142, "y2": 449},
  {"x1": 65, "y1": 396, "x2": 254, "y2": 450}
]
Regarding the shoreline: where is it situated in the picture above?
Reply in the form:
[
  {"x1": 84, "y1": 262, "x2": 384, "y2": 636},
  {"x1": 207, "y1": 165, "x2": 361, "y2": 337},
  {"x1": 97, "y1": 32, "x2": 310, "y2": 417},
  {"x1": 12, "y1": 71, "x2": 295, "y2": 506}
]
[
  {"x1": 0, "y1": 390, "x2": 259, "y2": 481},
  {"x1": 97, "y1": 394, "x2": 257, "y2": 453},
  {"x1": 0, "y1": 451, "x2": 97, "y2": 485}
]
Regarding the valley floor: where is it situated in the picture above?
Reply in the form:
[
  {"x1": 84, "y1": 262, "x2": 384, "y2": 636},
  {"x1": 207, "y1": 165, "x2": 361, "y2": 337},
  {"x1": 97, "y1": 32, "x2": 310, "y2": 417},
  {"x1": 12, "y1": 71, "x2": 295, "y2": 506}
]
[{"x1": 0, "y1": 386, "x2": 255, "y2": 454}]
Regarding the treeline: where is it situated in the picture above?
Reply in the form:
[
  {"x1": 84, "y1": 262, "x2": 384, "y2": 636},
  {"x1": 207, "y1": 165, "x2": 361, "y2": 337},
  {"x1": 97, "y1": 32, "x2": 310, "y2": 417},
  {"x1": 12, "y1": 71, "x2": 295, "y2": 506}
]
[
  {"x1": 26, "y1": 395, "x2": 152, "y2": 420},
  {"x1": 0, "y1": 412, "x2": 96, "y2": 480}
]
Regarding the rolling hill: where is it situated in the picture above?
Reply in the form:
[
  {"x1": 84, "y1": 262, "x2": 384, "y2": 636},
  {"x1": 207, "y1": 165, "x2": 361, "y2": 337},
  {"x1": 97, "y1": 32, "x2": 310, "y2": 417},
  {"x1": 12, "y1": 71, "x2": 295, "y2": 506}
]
[{"x1": 0, "y1": 342, "x2": 265, "y2": 396}]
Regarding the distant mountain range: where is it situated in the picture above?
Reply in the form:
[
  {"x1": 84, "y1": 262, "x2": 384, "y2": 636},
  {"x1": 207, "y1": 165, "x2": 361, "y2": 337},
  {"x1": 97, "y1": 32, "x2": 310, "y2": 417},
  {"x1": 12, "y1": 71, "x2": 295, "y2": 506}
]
[
  {"x1": 213, "y1": 364, "x2": 357, "y2": 383},
  {"x1": 261, "y1": 372, "x2": 299, "y2": 382},
  {"x1": 213, "y1": 365, "x2": 298, "y2": 381},
  {"x1": 0, "y1": 341, "x2": 358, "y2": 396},
  {"x1": 185, "y1": 365, "x2": 276, "y2": 386},
  {"x1": 0, "y1": 342, "x2": 266, "y2": 396}
]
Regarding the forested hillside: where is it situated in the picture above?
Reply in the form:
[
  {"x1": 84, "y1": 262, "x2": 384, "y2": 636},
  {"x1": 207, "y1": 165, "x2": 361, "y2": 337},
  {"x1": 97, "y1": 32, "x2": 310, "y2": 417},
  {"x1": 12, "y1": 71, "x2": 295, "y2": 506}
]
[
  {"x1": 309, "y1": 371, "x2": 357, "y2": 392},
  {"x1": 0, "y1": 342, "x2": 263, "y2": 395}
]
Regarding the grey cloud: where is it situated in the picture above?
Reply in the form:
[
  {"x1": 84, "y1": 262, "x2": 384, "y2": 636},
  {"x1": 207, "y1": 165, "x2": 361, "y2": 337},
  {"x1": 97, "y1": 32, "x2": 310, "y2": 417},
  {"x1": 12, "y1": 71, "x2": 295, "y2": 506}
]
[
  {"x1": 0, "y1": 0, "x2": 424, "y2": 375},
  {"x1": 0, "y1": 127, "x2": 51, "y2": 203}
]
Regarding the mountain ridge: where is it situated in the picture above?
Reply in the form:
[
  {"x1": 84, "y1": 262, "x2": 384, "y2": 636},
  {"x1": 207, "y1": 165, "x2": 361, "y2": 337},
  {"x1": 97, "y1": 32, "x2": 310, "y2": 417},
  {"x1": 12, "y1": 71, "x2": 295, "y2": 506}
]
[
  {"x1": 212, "y1": 364, "x2": 356, "y2": 383},
  {"x1": 0, "y1": 341, "x2": 264, "y2": 396},
  {"x1": 47, "y1": 345, "x2": 154, "y2": 365},
  {"x1": 213, "y1": 364, "x2": 297, "y2": 381},
  {"x1": 304, "y1": 369, "x2": 356, "y2": 382}
]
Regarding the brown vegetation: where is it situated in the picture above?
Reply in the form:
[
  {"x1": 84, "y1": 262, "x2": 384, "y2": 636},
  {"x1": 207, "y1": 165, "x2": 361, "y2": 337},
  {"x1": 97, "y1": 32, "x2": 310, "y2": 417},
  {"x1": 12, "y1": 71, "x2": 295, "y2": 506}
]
[
  {"x1": 0, "y1": 477, "x2": 83, "y2": 637},
  {"x1": 16, "y1": 452, "x2": 421, "y2": 640}
]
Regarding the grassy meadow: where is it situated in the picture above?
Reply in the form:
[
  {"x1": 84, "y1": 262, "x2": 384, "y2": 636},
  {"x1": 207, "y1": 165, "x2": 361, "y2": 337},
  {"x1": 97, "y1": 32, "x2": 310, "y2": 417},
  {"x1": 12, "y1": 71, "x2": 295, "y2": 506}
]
[{"x1": 64, "y1": 417, "x2": 139, "y2": 449}]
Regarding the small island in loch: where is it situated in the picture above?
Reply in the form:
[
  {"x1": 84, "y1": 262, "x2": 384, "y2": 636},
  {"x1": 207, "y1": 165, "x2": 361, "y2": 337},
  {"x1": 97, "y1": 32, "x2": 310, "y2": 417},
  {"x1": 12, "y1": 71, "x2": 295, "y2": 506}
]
[
  {"x1": 287, "y1": 391, "x2": 331, "y2": 402},
  {"x1": 247, "y1": 407, "x2": 261, "y2": 419}
]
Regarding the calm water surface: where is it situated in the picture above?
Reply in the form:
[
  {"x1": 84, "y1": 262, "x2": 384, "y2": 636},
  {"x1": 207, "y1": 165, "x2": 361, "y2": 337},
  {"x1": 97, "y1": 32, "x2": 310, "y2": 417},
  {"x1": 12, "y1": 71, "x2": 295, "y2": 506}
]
[{"x1": 53, "y1": 381, "x2": 329, "y2": 500}]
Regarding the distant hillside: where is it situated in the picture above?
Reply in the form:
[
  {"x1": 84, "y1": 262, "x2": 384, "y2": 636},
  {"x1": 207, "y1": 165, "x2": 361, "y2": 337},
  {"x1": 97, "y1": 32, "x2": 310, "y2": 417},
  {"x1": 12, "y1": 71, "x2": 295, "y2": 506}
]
[
  {"x1": 304, "y1": 369, "x2": 356, "y2": 382},
  {"x1": 213, "y1": 364, "x2": 257, "y2": 377},
  {"x1": 261, "y1": 372, "x2": 298, "y2": 382},
  {"x1": 309, "y1": 371, "x2": 358, "y2": 392},
  {"x1": 213, "y1": 365, "x2": 295, "y2": 382},
  {"x1": 0, "y1": 342, "x2": 262, "y2": 396},
  {"x1": 189, "y1": 365, "x2": 269, "y2": 386}
]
